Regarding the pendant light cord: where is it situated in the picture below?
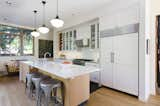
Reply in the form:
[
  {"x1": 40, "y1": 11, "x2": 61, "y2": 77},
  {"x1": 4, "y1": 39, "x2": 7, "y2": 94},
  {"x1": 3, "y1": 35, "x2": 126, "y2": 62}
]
[
  {"x1": 33, "y1": 10, "x2": 37, "y2": 30},
  {"x1": 57, "y1": 0, "x2": 59, "y2": 17},
  {"x1": 42, "y1": 0, "x2": 46, "y2": 26}
]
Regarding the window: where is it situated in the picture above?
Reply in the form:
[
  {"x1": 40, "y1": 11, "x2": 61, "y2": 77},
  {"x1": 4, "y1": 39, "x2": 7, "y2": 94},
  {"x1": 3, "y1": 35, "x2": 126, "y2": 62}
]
[
  {"x1": 0, "y1": 24, "x2": 34, "y2": 56},
  {"x1": 23, "y1": 31, "x2": 34, "y2": 55}
]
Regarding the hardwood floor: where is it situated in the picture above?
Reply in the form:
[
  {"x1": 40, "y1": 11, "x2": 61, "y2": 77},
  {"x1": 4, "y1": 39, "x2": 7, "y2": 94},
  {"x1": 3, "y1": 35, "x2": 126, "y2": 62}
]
[
  {"x1": 0, "y1": 76, "x2": 160, "y2": 106},
  {"x1": 0, "y1": 76, "x2": 35, "y2": 106}
]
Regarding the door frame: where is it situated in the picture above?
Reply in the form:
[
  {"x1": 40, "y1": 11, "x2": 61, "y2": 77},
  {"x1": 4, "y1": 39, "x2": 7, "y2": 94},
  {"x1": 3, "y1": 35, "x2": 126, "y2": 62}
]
[{"x1": 155, "y1": 16, "x2": 159, "y2": 94}]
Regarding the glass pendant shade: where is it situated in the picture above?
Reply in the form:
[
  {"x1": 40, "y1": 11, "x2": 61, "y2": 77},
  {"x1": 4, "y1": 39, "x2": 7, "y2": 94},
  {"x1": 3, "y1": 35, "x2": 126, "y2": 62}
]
[
  {"x1": 39, "y1": 0, "x2": 49, "y2": 34},
  {"x1": 38, "y1": 25, "x2": 49, "y2": 34},
  {"x1": 50, "y1": 16, "x2": 64, "y2": 28},
  {"x1": 50, "y1": 0, "x2": 64, "y2": 28},
  {"x1": 31, "y1": 30, "x2": 40, "y2": 37}
]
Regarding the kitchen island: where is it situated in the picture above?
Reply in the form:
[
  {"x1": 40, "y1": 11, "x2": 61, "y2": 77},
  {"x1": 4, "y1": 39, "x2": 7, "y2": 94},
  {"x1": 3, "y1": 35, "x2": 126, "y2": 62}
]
[{"x1": 19, "y1": 60, "x2": 100, "y2": 106}]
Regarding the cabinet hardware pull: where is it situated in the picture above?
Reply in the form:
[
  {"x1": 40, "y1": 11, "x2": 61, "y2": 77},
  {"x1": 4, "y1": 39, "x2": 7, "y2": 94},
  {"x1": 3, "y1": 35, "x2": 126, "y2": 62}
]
[{"x1": 110, "y1": 52, "x2": 115, "y2": 63}]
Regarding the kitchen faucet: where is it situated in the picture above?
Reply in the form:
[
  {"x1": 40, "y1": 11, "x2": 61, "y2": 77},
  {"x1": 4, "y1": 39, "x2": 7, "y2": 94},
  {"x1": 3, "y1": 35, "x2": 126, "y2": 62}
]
[{"x1": 44, "y1": 52, "x2": 51, "y2": 60}]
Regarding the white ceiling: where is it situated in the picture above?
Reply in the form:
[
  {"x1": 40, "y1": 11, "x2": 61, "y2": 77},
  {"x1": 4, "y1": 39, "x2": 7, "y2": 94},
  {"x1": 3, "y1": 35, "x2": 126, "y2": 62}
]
[{"x1": 0, "y1": 0, "x2": 112, "y2": 28}]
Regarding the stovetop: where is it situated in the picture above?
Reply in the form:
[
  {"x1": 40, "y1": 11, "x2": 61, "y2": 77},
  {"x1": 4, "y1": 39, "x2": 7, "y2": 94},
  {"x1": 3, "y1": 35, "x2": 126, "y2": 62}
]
[{"x1": 72, "y1": 59, "x2": 94, "y2": 66}]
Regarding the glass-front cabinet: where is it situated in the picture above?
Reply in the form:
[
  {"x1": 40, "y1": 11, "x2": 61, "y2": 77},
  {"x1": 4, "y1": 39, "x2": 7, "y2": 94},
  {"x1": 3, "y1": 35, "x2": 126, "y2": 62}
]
[
  {"x1": 59, "y1": 21, "x2": 99, "y2": 51},
  {"x1": 73, "y1": 30, "x2": 77, "y2": 50},
  {"x1": 59, "y1": 30, "x2": 77, "y2": 51},
  {"x1": 66, "y1": 32, "x2": 68, "y2": 50},
  {"x1": 90, "y1": 22, "x2": 99, "y2": 49}
]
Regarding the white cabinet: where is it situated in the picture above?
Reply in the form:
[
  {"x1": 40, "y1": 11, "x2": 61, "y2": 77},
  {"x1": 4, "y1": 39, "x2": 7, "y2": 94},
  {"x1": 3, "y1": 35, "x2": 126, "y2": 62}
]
[
  {"x1": 101, "y1": 37, "x2": 113, "y2": 88},
  {"x1": 100, "y1": 33, "x2": 138, "y2": 96},
  {"x1": 60, "y1": 30, "x2": 77, "y2": 51},
  {"x1": 113, "y1": 33, "x2": 138, "y2": 95},
  {"x1": 85, "y1": 62, "x2": 100, "y2": 83},
  {"x1": 19, "y1": 62, "x2": 30, "y2": 82},
  {"x1": 90, "y1": 23, "x2": 100, "y2": 49}
]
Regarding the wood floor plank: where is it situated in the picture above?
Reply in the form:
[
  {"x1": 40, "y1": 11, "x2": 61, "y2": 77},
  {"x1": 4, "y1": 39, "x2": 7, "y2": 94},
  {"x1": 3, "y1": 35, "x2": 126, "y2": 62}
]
[{"x1": 0, "y1": 76, "x2": 160, "y2": 106}]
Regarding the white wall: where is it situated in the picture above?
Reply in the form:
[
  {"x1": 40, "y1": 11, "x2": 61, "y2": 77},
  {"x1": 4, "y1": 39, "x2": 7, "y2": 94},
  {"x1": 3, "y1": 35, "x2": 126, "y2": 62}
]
[{"x1": 138, "y1": 0, "x2": 151, "y2": 102}]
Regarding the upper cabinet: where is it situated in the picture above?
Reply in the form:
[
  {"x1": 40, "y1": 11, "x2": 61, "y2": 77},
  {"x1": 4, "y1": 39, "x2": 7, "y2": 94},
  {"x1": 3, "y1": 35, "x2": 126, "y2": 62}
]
[
  {"x1": 91, "y1": 24, "x2": 96, "y2": 49},
  {"x1": 59, "y1": 20, "x2": 99, "y2": 51},
  {"x1": 59, "y1": 30, "x2": 77, "y2": 51},
  {"x1": 90, "y1": 23, "x2": 99, "y2": 49}
]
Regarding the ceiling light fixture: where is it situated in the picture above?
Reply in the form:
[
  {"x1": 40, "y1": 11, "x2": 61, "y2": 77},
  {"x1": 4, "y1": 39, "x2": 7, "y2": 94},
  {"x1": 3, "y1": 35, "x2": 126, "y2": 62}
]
[
  {"x1": 31, "y1": 10, "x2": 40, "y2": 37},
  {"x1": 38, "y1": 0, "x2": 49, "y2": 34},
  {"x1": 50, "y1": 0, "x2": 64, "y2": 28},
  {"x1": 5, "y1": 1, "x2": 12, "y2": 6}
]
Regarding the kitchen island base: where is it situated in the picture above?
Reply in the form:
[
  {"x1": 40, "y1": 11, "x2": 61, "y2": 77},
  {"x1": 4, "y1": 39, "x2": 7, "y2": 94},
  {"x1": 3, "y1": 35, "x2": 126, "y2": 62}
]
[{"x1": 20, "y1": 62, "x2": 90, "y2": 106}]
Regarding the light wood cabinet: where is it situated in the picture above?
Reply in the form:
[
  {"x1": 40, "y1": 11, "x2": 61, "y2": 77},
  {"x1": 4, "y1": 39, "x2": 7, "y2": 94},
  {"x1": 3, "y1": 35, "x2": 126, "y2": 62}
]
[{"x1": 100, "y1": 33, "x2": 138, "y2": 96}]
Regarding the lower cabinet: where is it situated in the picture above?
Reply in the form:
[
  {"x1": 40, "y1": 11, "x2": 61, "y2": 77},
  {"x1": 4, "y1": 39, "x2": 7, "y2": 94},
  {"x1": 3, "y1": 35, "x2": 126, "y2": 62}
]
[
  {"x1": 85, "y1": 62, "x2": 100, "y2": 83},
  {"x1": 100, "y1": 33, "x2": 138, "y2": 96}
]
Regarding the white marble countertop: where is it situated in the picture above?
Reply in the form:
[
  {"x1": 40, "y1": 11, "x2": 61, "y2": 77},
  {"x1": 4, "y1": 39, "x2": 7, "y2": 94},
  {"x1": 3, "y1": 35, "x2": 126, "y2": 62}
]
[{"x1": 21, "y1": 60, "x2": 100, "y2": 79}]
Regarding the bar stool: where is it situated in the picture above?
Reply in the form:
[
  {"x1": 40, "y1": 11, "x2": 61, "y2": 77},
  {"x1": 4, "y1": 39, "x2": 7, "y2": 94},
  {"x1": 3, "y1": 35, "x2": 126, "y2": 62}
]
[
  {"x1": 32, "y1": 75, "x2": 50, "y2": 106},
  {"x1": 26, "y1": 73, "x2": 37, "y2": 98},
  {"x1": 39, "y1": 79, "x2": 64, "y2": 106},
  {"x1": 32, "y1": 75, "x2": 42, "y2": 106}
]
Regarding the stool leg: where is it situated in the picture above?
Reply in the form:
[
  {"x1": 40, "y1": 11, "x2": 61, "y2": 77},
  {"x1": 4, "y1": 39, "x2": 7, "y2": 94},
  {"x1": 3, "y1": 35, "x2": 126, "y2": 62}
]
[
  {"x1": 26, "y1": 75, "x2": 33, "y2": 99},
  {"x1": 36, "y1": 88, "x2": 40, "y2": 106},
  {"x1": 53, "y1": 88, "x2": 58, "y2": 104},
  {"x1": 38, "y1": 90, "x2": 43, "y2": 106},
  {"x1": 25, "y1": 77, "x2": 27, "y2": 93},
  {"x1": 44, "y1": 89, "x2": 52, "y2": 106},
  {"x1": 27, "y1": 82, "x2": 32, "y2": 98},
  {"x1": 61, "y1": 83, "x2": 65, "y2": 106},
  {"x1": 33, "y1": 80, "x2": 41, "y2": 106}
]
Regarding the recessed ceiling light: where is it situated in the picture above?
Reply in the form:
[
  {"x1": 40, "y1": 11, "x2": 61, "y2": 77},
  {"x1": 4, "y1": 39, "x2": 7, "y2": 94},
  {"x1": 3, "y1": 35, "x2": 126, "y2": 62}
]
[{"x1": 5, "y1": 0, "x2": 12, "y2": 6}]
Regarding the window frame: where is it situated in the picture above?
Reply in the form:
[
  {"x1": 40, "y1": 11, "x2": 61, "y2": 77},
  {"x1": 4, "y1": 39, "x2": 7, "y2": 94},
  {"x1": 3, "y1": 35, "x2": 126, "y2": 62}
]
[
  {"x1": 21, "y1": 32, "x2": 35, "y2": 56},
  {"x1": 0, "y1": 24, "x2": 34, "y2": 56}
]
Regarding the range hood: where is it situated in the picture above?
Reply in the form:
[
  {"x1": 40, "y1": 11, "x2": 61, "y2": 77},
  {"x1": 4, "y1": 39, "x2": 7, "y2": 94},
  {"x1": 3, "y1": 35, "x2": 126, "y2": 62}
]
[{"x1": 75, "y1": 39, "x2": 89, "y2": 48}]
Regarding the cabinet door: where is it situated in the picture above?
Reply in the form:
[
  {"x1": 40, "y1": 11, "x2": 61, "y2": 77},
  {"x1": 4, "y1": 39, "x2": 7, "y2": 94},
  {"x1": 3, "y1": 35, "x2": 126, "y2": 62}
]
[
  {"x1": 63, "y1": 33, "x2": 65, "y2": 51},
  {"x1": 100, "y1": 37, "x2": 113, "y2": 88},
  {"x1": 66, "y1": 32, "x2": 69, "y2": 50},
  {"x1": 62, "y1": 33, "x2": 65, "y2": 51},
  {"x1": 97, "y1": 23, "x2": 100, "y2": 48},
  {"x1": 86, "y1": 62, "x2": 100, "y2": 83},
  {"x1": 69, "y1": 31, "x2": 72, "y2": 50},
  {"x1": 73, "y1": 30, "x2": 77, "y2": 50},
  {"x1": 113, "y1": 33, "x2": 138, "y2": 96},
  {"x1": 91, "y1": 24, "x2": 96, "y2": 49}
]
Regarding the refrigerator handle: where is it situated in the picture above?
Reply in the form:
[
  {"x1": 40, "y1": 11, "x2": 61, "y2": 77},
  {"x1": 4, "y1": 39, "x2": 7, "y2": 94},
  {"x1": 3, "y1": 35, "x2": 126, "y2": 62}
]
[
  {"x1": 113, "y1": 52, "x2": 115, "y2": 63},
  {"x1": 110, "y1": 52, "x2": 112, "y2": 63},
  {"x1": 110, "y1": 52, "x2": 114, "y2": 63}
]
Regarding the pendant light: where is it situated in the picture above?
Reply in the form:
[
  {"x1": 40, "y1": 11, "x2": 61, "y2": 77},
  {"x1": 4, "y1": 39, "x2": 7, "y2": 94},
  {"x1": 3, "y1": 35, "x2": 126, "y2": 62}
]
[
  {"x1": 50, "y1": 0, "x2": 64, "y2": 28},
  {"x1": 38, "y1": 0, "x2": 49, "y2": 34},
  {"x1": 31, "y1": 10, "x2": 40, "y2": 37}
]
